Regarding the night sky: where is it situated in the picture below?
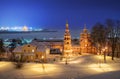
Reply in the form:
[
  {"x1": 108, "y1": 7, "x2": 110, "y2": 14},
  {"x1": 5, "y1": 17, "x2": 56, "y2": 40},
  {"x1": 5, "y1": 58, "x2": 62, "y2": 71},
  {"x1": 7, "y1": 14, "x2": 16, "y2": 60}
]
[{"x1": 0, "y1": 0, "x2": 120, "y2": 29}]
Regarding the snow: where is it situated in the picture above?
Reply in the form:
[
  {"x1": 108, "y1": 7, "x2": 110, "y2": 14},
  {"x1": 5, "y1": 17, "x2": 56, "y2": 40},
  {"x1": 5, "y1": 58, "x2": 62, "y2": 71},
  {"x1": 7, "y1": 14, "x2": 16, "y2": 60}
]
[
  {"x1": 36, "y1": 46, "x2": 46, "y2": 52},
  {"x1": 0, "y1": 54, "x2": 120, "y2": 79}
]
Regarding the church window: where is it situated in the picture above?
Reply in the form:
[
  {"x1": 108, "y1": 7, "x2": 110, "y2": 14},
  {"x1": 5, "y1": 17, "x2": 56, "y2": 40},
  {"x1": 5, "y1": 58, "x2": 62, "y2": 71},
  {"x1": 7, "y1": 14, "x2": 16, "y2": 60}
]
[
  {"x1": 64, "y1": 38, "x2": 67, "y2": 40},
  {"x1": 36, "y1": 54, "x2": 38, "y2": 58},
  {"x1": 67, "y1": 38, "x2": 69, "y2": 40},
  {"x1": 32, "y1": 49, "x2": 34, "y2": 52},
  {"x1": 66, "y1": 42, "x2": 69, "y2": 44},
  {"x1": 85, "y1": 44, "x2": 87, "y2": 47}
]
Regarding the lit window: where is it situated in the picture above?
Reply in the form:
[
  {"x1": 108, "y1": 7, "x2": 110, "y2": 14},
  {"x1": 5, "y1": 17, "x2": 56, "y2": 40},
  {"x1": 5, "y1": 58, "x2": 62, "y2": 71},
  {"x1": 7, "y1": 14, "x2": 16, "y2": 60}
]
[
  {"x1": 85, "y1": 40, "x2": 87, "y2": 42},
  {"x1": 32, "y1": 49, "x2": 34, "y2": 52}
]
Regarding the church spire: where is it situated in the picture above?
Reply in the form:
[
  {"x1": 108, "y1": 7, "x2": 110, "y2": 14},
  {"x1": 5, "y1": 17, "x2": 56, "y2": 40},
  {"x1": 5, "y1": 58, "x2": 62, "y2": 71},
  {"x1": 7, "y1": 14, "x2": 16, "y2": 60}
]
[
  {"x1": 65, "y1": 20, "x2": 70, "y2": 35},
  {"x1": 63, "y1": 20, "x2": 72, "y2": 57},
  {"x1": 66, "y1": 20, "x2": 69, "y2": 29},
  {"x1": 84, "y1": 24, "x2": 87, "y2": 29},
  {"x1": 83, "y1": 24, "x2": 88, "y2": 33}
]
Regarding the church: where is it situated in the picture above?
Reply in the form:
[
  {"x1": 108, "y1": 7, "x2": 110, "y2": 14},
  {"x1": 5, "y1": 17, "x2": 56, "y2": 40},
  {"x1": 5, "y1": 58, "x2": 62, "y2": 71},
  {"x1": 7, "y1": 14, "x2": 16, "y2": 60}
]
[{"x1": 63, "y1": 21, "x2": 96, "y2": 57}]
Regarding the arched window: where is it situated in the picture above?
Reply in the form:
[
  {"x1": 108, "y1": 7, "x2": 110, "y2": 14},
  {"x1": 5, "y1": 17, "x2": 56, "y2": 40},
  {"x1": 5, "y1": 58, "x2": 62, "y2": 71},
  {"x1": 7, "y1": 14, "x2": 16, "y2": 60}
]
[
  {"x1": 36, "y1": 54, "x2": 38, "y2": 58},
  {"x1": 66, "y1": 42, "x2": 69, "y2": 44}
]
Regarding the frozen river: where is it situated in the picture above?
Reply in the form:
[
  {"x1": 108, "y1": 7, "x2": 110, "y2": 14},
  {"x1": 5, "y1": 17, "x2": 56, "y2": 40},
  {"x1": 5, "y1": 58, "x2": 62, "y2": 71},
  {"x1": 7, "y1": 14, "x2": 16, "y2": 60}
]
[{"x1": 0, "y1": 29, "x2": 82, "y2": 40}]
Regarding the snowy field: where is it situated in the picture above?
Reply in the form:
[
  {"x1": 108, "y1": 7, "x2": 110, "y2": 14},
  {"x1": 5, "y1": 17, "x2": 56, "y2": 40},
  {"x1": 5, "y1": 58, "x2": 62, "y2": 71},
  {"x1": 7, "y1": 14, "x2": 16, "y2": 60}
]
[{"x1": 0, "y1": 54, "x2": 120, "y2": 79}]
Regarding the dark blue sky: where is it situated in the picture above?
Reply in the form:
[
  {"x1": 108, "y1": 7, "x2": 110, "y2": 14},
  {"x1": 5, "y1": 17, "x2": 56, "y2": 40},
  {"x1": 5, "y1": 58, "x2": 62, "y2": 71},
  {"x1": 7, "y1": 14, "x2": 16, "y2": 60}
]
[{"x1": 0, "y1": 0, "x2": 120, "y2": 29}]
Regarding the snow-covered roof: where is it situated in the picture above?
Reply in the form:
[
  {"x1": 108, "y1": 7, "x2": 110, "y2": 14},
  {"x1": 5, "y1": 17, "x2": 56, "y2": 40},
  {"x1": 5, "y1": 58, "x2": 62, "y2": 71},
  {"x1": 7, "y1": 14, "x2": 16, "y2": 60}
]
[
  {"x1": 30, "y1": 41, "x2": 63, "y2": 47},
  {"x1": 36, "y1": 45, "x2": 46, "y2": 52},
  {"x1": 30, "y1": 41, "x2": 48, "y2": 52},
  {"x1": 12, "y1": 40, "x2": 63, "y2": 53},
  {"x1": 13, "y1": 46, "x2": 22, "y2": 53}
]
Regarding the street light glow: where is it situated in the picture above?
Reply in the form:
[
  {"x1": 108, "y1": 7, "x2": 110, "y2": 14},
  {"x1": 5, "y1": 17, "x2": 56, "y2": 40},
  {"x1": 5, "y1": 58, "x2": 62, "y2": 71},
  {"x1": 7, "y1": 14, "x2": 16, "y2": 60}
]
[
  {"x1": 30, "y1": 64, "x2": 62, "y2": 73},
  {"x1": 89, "y1": 64, "x2": 114, "y2": 72},
  {"x1": 0, "y1": 62, "x2": 10, "y2": 67}
]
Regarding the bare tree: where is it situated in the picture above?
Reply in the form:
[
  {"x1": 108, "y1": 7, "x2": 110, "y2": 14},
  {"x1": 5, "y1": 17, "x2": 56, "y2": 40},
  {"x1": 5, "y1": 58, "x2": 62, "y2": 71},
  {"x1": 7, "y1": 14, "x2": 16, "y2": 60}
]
[
  {"x1": 116, "y1": 20, "x2": 120, "y2": 57},
  {"x1": 106, "y1": 19, "x2": 120, "y2": 60},
  {"x1": 91, "y1": 23, "x2": 107, "y2": 54}
]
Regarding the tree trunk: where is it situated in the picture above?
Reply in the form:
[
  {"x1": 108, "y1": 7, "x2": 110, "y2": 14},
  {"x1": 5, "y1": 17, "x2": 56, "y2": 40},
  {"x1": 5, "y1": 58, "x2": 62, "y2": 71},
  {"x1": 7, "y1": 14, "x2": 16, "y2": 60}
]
[
  {"x1": 116, "y1": 45, "x2": 120, "y2": 58},
  {"x1": 112, "y1": 46, "x2": 115, "y2": 60},
  {"x1": 104, "y1": 52, "x2": 106, "y2": 63},
  {"x1": 112, "y1": 51, "x2": 114, "y2": 60},
  {"x1": 116, "y1": 52, "x2": 119, "y2": 58}
]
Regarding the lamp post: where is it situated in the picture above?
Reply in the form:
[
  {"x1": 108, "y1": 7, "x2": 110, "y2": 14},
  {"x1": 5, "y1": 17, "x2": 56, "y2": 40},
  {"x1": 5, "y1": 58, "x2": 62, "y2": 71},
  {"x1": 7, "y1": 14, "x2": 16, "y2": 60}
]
[
  {"x1": 103, "y1": 47, "x2": 107, "y2": 63},
  {"x1": 65, "y1": 54, "x2": 72, "y2": 65},
  {"x1": 98, "y1": 52, "x2": 102, "y2": 68},
  {"x1": 102, "y1": 48, "x2": 106, "y2": 63},
  {"x1": 65, "y1": 54, "x2": 68, "y2": 65},
  {"x1": 64, "y1": 50, "x2": 72, "y2": 65},
  {"x1": 41, "y1": 55, "x2": 45, "y2": 71}
]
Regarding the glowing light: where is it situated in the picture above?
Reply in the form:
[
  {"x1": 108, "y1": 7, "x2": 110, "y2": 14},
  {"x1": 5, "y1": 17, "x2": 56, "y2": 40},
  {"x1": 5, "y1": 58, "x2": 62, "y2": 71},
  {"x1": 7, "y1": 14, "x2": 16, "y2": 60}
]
[
  {"x1": 32, "y1": 49, "x2": 34, "y2": 52},
  {"x1": 29, "y1": 64, "x2": 61, "y2": 73},
  {"x1": 98, "y1": 55, "x2": 102, "y2": 59},
  {"x1": 22, "y1": 26, "x2": 28, "y2": 31},
  {"x1": 0, "y1": 26, "x2": 33, "y2": 31},
  {"x1": 0, "y1": 62, "x2": 10, "y2": 67},
  {"x1": 69, "y1": 60, "x2": 82, "y2": 64},
  {"x1": 41, "y1": 56, "x2": 44, "y2": 59},
  {"x1": 89, "y1": 63, "x2": 115, "y2": 72},
  {"x1": 64, "y1": 49, "x2": 73, "y2": 52}
]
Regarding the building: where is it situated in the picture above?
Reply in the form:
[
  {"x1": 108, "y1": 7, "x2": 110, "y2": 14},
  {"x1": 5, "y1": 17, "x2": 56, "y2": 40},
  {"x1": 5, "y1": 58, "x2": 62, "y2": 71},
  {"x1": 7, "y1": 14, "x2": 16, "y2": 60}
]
[
  {"x1": 13, "y1": 40, "x2": 63, "y2": 62},
  {"x1": 13, "y1": 44, "x2": 47, "y2": 62}
]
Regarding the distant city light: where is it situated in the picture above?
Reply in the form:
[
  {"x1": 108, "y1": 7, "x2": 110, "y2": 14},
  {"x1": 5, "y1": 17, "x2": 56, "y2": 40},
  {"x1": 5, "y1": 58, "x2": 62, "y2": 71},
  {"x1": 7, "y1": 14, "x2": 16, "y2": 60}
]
[
  {"x1": 0, "y1": 26, "x2": 42, "y2": 31},
  {"x1": 22, "y1": 26, "x2": 28, "y2": 31}
]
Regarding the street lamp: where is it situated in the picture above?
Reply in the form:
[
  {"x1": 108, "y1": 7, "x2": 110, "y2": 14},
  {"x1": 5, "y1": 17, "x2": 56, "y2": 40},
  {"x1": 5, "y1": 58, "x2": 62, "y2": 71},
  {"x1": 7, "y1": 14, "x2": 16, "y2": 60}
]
[
  {"x1": 103, "y1": 47, "x2": 108, "y2": 63},
  {"x1": 65, "y1": 54, "x2": 68, "y2": 65},
  {"x1": 64, "y1": 50, "x2": 72, "y2": 65},
  {"x1": 41, "y1": 55, "x2": 44, "y2": 60},
  {"x1": 41, "y1": 55, "x2": 45, "y2": 71},
  {"x1": 65, "y1": 54, "x2": 72, "y2": 65},
  {"x1": 98, "y1": 53, "x2": 102, "y2": 68}
]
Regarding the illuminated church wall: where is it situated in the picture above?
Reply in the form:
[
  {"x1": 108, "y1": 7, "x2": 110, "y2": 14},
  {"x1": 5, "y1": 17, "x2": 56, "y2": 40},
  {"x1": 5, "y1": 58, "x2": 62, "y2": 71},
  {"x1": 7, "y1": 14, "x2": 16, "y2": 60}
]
[
  {"x1": 79, "y1": 25, "x2": 96, "y2": 54},
  {"x1": 63, "y1": 23, "x2": 97, "y2": 57},
  {"x1": 63, "y1": 21, "x2": 72, "y2": 57}
]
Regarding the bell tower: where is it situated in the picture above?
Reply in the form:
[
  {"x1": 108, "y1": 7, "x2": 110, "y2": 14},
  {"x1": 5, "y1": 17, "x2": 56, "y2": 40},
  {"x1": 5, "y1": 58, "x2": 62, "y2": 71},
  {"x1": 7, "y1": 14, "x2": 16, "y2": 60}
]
[
  {"x1": 80, "y1": 24, "x2": 92, "y2": 53},
  {"x1": 63, "y1": 21, "x2": 72, "y2": 57}
]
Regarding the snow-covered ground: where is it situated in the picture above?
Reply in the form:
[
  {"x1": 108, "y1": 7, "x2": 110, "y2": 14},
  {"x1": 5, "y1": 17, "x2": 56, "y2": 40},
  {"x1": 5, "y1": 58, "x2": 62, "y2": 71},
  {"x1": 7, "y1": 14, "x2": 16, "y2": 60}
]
[{"x1": 0, "y1": 54, "x2": 120, "y2": 79}]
